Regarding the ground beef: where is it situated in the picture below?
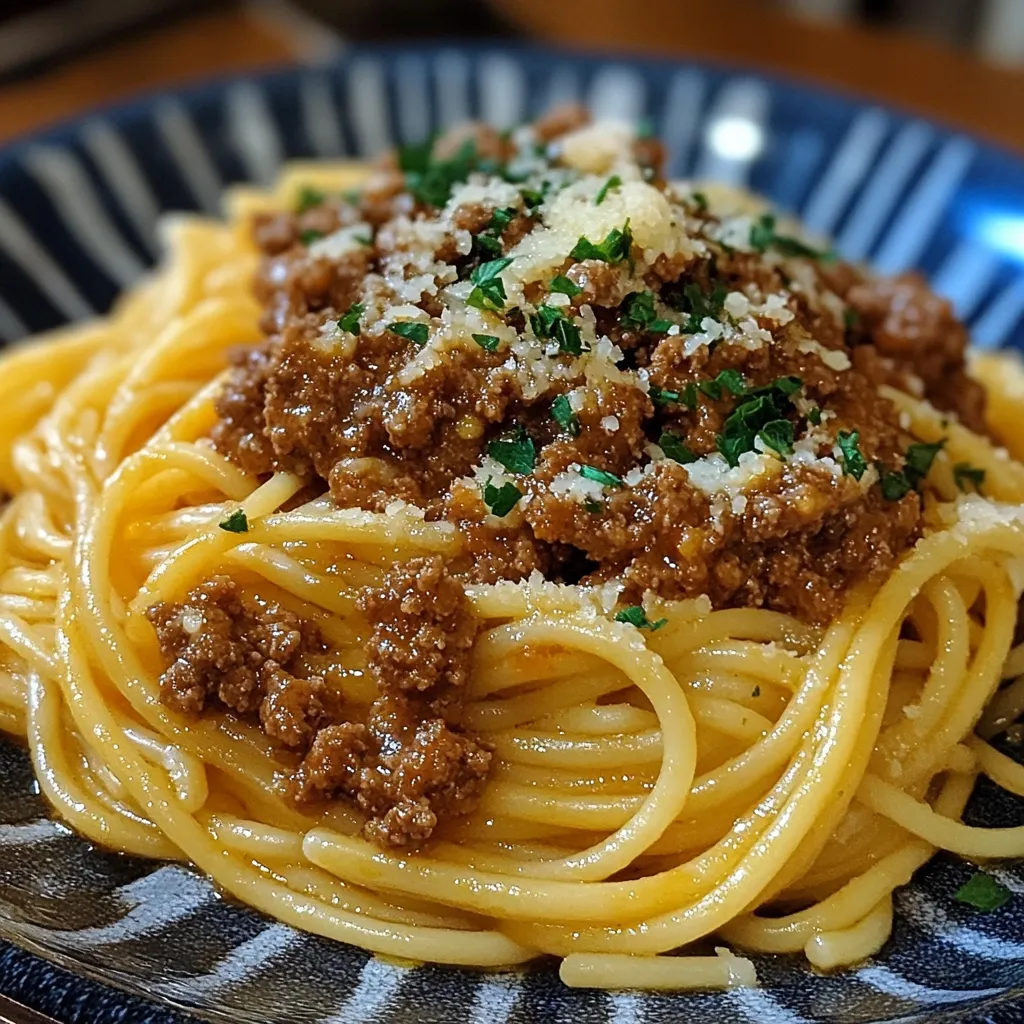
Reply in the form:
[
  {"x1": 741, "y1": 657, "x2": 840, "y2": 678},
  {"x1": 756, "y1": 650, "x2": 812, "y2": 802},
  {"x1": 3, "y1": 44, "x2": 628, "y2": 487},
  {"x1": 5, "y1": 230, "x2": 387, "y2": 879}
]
[
  {"x1": 149, "y1": 560, "x2": 489, "y2": 849},
  {"x1": 357, "y1": 555, "x2": 478, "y2": 695},
  {"x1": 843, "y1": 272, "x2": 987, "y2": 432},
  {"x1": 287, "y1": 556, "x2": 488, "y2": 847},
  {"x1": 146, "y1": 576, "x2": 325, "y2": 718},
  {"x1": 210, "y1": 344, "x2": 278, "y2": 477}
]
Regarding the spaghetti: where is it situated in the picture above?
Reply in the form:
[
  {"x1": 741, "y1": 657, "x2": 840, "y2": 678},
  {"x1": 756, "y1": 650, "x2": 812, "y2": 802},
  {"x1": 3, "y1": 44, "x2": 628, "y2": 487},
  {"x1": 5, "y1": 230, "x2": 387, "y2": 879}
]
[{"x1": 3, "y1": 111, "x2": 1024, "y2": 993}]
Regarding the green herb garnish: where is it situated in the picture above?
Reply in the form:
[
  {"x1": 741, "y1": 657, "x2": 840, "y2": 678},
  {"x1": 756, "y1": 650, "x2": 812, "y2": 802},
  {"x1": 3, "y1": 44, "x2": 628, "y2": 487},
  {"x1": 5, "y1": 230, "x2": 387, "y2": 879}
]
[
  {"x1": 487, "y1": 426, "x2": 536, "y2": 475},
  {"x1": 490, "y1": 206, "x2": 517, "y2": 232},
  {"x1": 880, "y1": 471, "x2": 912, "y2": 501},
  {"x1": 715, "y1": 377, "x2": 803, "y2": 467},
  {"x1": 580, "y1": 465, "x2": 624, "y2": 488},
  {"x1": 836, "y1": 430, "x2": 867, "y2": 481},
  {"x1": 676, "y1": 281, "x2": 728, "y2": 333},
  {"x1": 569, "y1": 221, "x2": 633, "y2": 264},
  {"x1": 752, "y1": 685, "x2": 761, "y2": 698},
  {"x1": 691, "y1": 191, "x2": 709, "y2": 212},
  {"x1": 621, "y1": 291, "x2": 673, "y2": 333},
  {"x1": 338, "y1": 302, "x2": 364, "y2": 336},
  {"x1": 388, "y1": 321, "x2": 429, "y2": 346},
  {"x1": 296, "y1": 185, "x2": 326, "y2": 213},
  {"x1": 300, "y1": 228, "x2": 324, "y2": 246},
  {"x1": 954, "y1": 872, "x2": 1011, "y2": 912},
  {"x1": 659, "y1": 431, "x2": 697, "y2": 464},
  {"x1": 758, "y1": 419, "x2": 795, "y2": 456},
  {"x1": 530, "y1": 305, "x2": 583, "y2": 355},
  {"x1": 807, "y1": 406, "x2": 823, "y2": 425},
  {"x1": 749, "y1": 213, "x2": 833, "y2": 260},
  {"x1": 551, "y1": 394, "x2": 580, "y2": 437},
  {"x1": 583, "y1": 498, "x2": 603, "y2": 514},
  {"x1": 400, "y1": 136, "x2": 478, "y2": 208},
  {"x1": 219, "y1": 509, "x2": 249, "y2": 534},
  {"x1": 550, "y1": 274, "x2": 581, "y2": 297},
  {"x1": 649, "y1": 384, "x2": 680, "y2": 407},
  {"x1": 467, "y1": 256, "x2": 514, "y2": 312},
  {"x1": 615, "y1": 605, "x2": 667, "y2": 631},
  {"x1": 904, "y1": 440, "x2": 945, "y2": 486},
  {"x1": 482, "y1": 479, "x2": 522, "y2": 517},
  {"x1": 697, "y1": 369, "x2": 747, "y2": 401},
  {"x1": 954, "y1": 462, "x2": 986, "y2": 493},
  {"x1": 594, "y1": 174, "x2": 622, "y2": 206},
  {"x1": 843, "y1": 308, "x2": 860, "y2": 330},
  {"x1": 472, "y1": 333, "x2": 501, "y2": 352}
]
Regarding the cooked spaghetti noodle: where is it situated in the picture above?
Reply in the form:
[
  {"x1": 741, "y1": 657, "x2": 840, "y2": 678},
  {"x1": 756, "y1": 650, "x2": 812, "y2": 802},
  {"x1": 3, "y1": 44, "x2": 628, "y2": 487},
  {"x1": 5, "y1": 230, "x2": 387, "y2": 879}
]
[{"x1": 3, "y1": 110, "x2": 1024, "y2": 993}]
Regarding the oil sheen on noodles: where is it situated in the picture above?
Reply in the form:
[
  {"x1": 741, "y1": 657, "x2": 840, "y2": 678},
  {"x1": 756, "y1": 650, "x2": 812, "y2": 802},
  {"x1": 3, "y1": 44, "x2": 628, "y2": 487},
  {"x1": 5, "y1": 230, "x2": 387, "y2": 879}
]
[{"x1": 4, "y1": 163, "x2": 1024, "y2": 995}]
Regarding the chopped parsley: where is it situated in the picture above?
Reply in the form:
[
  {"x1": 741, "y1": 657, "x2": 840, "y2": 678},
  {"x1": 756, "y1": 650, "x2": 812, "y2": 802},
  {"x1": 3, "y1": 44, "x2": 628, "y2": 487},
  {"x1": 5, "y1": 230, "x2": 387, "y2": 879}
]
[
  {"x1": 296, "y1": 185, "x2": 326, "y2": 213},
  {"x1": 953, "y1": 462, "x2": 986, "y2": 493},
  {"x1": 749, "y1": 213, "x2": 833, "y2": 260},
  {"x1": 879, "y1": 439, "x2": 946, "y2": 500},
  {"x1": 550, "y1": 274, "x2": 581, "y2": 297},
  {"x1": 569, "y1": 220, "x2": 633, "y2": 264},
  {"x1": 807, "y1": 406, "x2": 823, "y2": 426},
  {"x1": 482, "y1": 479, "x2": 522, "y2": 517},
  {"x1": 399, "y1": 136, "x2": 478, "y2": 208},
  {"x1": 690, "y1": 191, "x2": 709, "y2": 212},
  {"x1": 954, "y1": 872, "x2": 1011, "y2": 912},
  {"x1": 615, "y1": 606, "x2": 667, "y2": 631},
  {"x1": 675, "y1": 281, "x2": 728, "y2": 333},
  {"x1": 472, "y1": 333, "x2": 501, "y2": 351},
  {"x1": 580, "y1": 465, "x2": 623, "y2": 488},
  {"x1": 490, "y1": 206, "x2": 517, "y2": 232},
  {"x1": 758, "y1": 419, "x2": 795, "y2": 456},
  {"x1": 751, "y1": 685, "x2": 761, "y2": 698},
  {"x1": 530, "y1": 305, "x2": 583, "y2": 355},
  {"x1": 551, "y1": 394, "x2": 580, "y2": 437},
  {"x1": 697, "y1": 369, "x2": 747, "y2": 401},
  {"x1": 715, "y1": 377, "x2": 803, "y2": 467},
  {"x1": 487, "y1": 426, "x2": 536, "y2": 475},
  {"x1": 659, "y1": 431, "x2": 697, "y2": 464},
  {"x1": 520, "y1": 186, "x2": 544, "y2": 208},
  {"x1": 583, "y1": 498, "x2": 603, "y2": 515},
  {"x1": 594, "y1": 174, "x2": 622, "y2": 205},
  {"x1": 387, "y1": 321, "x2": 429, "y2": 346},
  {"x1": 836, "y1": 430, "x2": 867, "y2": 481},
  {"x1": 648, "y1": 384, "x2": 681, "y2": 407},
  {"x1": 300, "y1": 228, "x2": 324, "y2": 246},
  {"x1": 904, "y1": 440, "x2": 945, "y2": 486},
  {"x1": 337, "y1": 302, "x2": 364, "y2": 335},
  {"x1": 880, "y1": 471, "x2": 912, "y2": 501},
  {"x1": 621, "y1": 291, "x2": 673, "y2": 333},
  {"x1": 843, "y1": 308, "x2": 860, "y2": 330},
  {"x1": 472, "y1": 206, "x2": 518, "y2": 261},
  {"x1": 467, "y1": 257, "x2": 514, "y2": 312},
  {"x1": 219, "y1": 509, "x2": 249, "y2": 534}
]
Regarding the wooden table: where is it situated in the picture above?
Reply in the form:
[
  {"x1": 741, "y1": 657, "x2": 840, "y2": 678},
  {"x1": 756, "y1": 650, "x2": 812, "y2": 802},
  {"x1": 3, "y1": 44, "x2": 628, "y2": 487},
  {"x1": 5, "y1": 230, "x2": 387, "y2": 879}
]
[{"x1": 0, "y1": 2, "x2": 1022, "y2": 150}]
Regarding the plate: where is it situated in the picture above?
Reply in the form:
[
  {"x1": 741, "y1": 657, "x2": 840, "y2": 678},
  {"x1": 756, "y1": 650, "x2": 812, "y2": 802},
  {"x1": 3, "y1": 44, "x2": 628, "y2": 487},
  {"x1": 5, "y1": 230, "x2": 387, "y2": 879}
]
[{"x1": 1, "y1": 43, "x2": 1024, "y2": 1024}]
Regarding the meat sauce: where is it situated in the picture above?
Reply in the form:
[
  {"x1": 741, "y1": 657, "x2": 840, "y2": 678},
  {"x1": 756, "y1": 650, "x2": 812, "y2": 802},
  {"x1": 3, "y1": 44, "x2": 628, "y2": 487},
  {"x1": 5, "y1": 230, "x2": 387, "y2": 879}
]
[{"x1": 152, "y1": 109, "x2": 986, "y2": 845}]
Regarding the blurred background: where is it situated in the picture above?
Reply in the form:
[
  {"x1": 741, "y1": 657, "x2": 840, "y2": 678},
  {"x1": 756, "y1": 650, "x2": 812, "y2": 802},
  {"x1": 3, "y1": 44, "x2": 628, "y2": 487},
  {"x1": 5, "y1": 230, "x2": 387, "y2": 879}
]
[{"x1": 0, "y1": 0, "x2": 1022, "y2": 150}]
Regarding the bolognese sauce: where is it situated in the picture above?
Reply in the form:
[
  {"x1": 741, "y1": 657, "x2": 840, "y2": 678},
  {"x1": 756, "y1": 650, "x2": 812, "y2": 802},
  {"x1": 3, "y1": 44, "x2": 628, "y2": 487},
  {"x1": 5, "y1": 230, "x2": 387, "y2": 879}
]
[{"x1": 150, "y1": 108, "x2": 987, "y2": 845}]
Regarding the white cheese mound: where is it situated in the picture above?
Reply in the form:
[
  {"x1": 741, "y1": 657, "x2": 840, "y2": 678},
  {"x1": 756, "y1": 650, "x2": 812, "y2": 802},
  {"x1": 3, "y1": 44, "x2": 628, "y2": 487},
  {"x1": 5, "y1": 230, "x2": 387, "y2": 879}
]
[
  {"x1": 444, "y1": 178, "x2": 523, "y2": 215},
  {"x1": 557, "y1": 120, "x2": 637, "y2": 175},
  {"x1": 307, "y1": 222, "x2": 372, "y2": 260},
  {"x1": 684, "y1": 451, "x2": 776, "y2": 496}
]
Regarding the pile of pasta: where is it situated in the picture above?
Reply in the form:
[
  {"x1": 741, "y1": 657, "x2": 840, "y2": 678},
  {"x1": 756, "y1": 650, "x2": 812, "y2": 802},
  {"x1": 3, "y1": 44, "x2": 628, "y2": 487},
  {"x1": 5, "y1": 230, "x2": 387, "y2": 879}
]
[{"x1": 4, "y1": 165, "x2": 1024, "y2": 991}]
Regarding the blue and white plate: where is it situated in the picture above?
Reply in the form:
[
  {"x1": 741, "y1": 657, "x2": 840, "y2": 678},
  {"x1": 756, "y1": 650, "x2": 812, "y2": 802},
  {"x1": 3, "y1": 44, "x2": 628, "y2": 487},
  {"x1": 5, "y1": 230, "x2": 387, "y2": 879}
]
[{"x1": 1, "y1": 44, "x2": 1024, "y2": 1024}]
